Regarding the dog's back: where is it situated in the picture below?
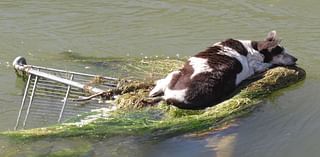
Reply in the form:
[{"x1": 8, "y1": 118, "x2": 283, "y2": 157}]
[{"x1": 165, "y1": 45, "x2": 243, "y2": 109}]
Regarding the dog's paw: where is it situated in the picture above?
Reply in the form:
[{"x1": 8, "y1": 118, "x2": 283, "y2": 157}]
[{"x1": 149, "y1": 88, "x2": 164, "y2": 97}]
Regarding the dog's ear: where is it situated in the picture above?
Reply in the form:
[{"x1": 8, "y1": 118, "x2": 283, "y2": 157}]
[
  {"x1": 257, "y1": 30, "x2": 281, "y2": 51},
  {"x1": 258, "y1": 40, "x2": 279, "y2": 51},
  {"x1": 258, "y1": 40, "x2": 281, "y2": 51},
  {"x1": 266, "y1": 30, "x2": 277, "y2": 41}
]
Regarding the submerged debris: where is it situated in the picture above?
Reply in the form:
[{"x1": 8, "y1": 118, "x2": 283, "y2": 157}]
[{"x1": 114, "y1": 79, "x2": 155, "y2": 109}]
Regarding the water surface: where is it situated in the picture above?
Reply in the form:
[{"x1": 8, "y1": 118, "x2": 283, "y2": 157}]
[{"x1": 0, "y1": 0, "x2": 319, "y2": 156}]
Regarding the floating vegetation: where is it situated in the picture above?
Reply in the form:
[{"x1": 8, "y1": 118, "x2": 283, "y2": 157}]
[
  {"x1": 2, "y1": 56, "x2": 306, "y2": 141},
  {"x1": 59, "y1": 51, "x2": 185, "y2": 79}
]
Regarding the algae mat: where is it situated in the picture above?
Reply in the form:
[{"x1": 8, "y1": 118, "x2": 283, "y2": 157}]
[{"x1": 2, "y1": 60, "x2": 306, "y2": 140}]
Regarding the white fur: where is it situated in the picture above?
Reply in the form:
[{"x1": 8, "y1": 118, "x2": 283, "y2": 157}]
[
  {"x1": 212, "y1": 42, "x2": 222, "y2": 46},
  {"x1": 239, "y1": 40, "x2": 273, "y2": 73},
  {"x1": 271, "y1": 49, "x2": 296, "y2": 65},
  {"x1": 218, "y1": 45, "x2": 254, "y2": 85},
  {"x1": 149, "y1": 71, "x2": 180, "y2": 97},
  {"x1": 188, "y1": 57, "x2": 213, "y2": 79},
  {"x1": 163, "y1": 88, "x2": 188, "y2": 103},
  {"x1": 149, "y1": 70, "x2": 188, "y2": 103}
]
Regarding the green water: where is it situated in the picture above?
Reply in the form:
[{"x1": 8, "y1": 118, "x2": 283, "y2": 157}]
[{"x1": 0, "y1": 0, "x2": 319, "y2": 156}]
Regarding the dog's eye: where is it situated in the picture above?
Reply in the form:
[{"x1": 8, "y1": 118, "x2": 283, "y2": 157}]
[{"x1": 271, "y1": 46, "x2": 283, "y2": 55}]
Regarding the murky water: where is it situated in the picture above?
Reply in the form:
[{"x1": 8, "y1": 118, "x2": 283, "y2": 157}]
[{"x1": 0, "y1": 0, "x2": 319, "y2": 156}]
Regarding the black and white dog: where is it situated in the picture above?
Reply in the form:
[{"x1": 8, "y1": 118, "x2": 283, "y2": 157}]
[{"x1": 149, "y1": 31, "x2": 297, "y2": 109}]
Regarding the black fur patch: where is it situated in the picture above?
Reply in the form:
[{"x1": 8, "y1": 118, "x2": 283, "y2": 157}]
[
  {"x1": 251, "y1": 41, "x2": 259, "y2": 51},
  {"x1": 270, "y1": 46, "x2": 284, "y2": 55},
  {"x1": 221, "y1": 39, "x2": 248, "y2": 56},
  {"x1": 168, "y1": 62, "x2": 193, "y2": 90},
  {"x1": 167, "y1": 46, "x2": 243, "y2": 109},
  {"x1": 260, "y1": 50, "x2": 272, "y2": 62}
]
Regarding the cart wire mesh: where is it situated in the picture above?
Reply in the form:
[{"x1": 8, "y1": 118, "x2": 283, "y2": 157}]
[{"x1": 13, "y1": 56, "x2": 119, "y2": 130}]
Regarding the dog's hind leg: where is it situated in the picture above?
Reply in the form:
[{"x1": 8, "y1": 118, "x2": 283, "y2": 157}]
[{"x1": 149, "y1": 71, "x2": 180, "y2": 97}]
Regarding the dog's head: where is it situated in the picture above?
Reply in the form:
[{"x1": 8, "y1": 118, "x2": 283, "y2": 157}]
[{"x1": 255, "y1": 31, "x2": 297, "y2": 66}]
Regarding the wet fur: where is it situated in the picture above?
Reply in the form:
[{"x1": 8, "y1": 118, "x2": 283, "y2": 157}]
[
  {"x1": 167, "y1": 46, "x2": 243, "y2": 109},
  {"x1": 149, "y1": 31, "x2": 297, "y2": 109}
]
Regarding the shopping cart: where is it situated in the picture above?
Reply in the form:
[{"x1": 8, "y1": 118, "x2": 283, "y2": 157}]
[{"x1": 12, "y1": 56, "x2": 119, "y2": 130}]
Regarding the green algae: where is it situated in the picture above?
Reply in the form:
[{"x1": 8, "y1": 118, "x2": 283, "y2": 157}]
[
  {"x1": 3, "y1": 53, "x2": 307, "y2": 140},
  {"x1": 1, "y1": 64, "x2": 306, "y2": 140}
]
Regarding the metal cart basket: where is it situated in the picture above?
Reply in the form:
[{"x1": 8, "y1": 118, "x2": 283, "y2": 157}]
[{"x1": 12, "y1": 56, "x2": 119, "y2": 130}]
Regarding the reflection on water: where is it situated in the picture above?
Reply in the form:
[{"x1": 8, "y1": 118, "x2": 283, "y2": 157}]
[
  {"x1": 0, "y1": 0, "x2": 319, "y2": 156},
  {"x1": 209, "y1": 135, "x2": 236, "y2": 157}
]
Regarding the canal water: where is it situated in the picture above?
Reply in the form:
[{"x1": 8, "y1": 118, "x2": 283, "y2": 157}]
[{"x1": 0, "y1": 0, "x2": 319, "y2": 156}]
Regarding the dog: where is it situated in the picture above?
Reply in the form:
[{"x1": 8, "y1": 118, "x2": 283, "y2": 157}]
[{"x1": 148, "y1": 31, "x2": 298, "y2": 109}]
